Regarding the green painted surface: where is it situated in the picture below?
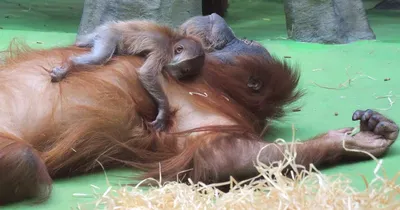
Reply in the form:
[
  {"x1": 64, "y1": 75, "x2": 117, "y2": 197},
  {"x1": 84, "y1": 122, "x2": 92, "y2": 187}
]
[{"x1": 0, "y1": 0, "x2": 399, "y2": 209}]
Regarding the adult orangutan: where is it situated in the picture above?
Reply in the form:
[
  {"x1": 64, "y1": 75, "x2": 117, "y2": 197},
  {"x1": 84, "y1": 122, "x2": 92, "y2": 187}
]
[{"x1": 0, "y1": 14, "x2": 398, "y2": 206}]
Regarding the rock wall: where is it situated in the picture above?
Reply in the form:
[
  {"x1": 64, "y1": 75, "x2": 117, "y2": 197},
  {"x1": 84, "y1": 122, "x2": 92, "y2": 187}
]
[
  {"x1": 283, "y1": 0, "x2": 376, "y2": 44},
  {"x1": 77, "y1": 0, "x2": 202, "y2": 36}
]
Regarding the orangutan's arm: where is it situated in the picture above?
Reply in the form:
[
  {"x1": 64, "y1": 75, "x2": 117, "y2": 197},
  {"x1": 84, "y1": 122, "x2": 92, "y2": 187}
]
[{"x1": 189, "y1": 109, "x2": 398, "y2": 184}]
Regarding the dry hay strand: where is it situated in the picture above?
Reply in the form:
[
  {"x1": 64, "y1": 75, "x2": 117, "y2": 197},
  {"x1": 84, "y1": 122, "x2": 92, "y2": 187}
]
[
  {"x1": 75, "y1": 126, "x2": 400, "y2": 210},
  {"x1": 374, "y1": 91, "x2": 399, "y2": 111},
  {"x1": 311, "y1": 66, "x2": 376, "y2": 90}
]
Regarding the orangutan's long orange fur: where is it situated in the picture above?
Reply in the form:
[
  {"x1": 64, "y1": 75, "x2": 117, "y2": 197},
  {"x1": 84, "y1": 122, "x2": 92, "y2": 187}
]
[{"x1": 0, "y1": 39, "x2": 302, "y2": 205}]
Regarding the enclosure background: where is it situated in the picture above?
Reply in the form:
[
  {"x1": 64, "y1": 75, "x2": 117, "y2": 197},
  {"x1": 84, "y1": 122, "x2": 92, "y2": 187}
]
[{"x1": 0, "y1": 0, "x2": 399, "y2": 209}]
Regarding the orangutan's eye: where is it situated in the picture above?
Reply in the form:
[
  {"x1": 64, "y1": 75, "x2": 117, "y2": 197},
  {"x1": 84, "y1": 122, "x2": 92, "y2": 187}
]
[
  {"x1": 247, "y1": 76, "x2": 262, "y2": 92},
  {"x1": 175, "y1": 45, "x2": 184, "y2": 54}
]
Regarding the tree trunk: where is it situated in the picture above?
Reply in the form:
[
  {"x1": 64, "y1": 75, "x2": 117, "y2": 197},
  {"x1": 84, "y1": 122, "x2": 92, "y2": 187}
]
[
  {"x1": 374, "y1": 0, "x2": 400, "y2": 10},
  {"x1": 202, "y1": 0, "x2": 229, "y2": 17}
]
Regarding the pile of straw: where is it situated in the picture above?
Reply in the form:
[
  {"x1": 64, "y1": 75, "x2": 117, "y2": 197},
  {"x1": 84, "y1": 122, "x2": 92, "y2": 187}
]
[{"x1": 76, "y1": 134, "x2": 400, "y2": 210}]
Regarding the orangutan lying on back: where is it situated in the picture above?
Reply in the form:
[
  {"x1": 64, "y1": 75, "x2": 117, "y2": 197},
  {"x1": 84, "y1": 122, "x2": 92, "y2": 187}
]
[{"x1": 0, "y1": 13, "x2": 397, "y2": 206}]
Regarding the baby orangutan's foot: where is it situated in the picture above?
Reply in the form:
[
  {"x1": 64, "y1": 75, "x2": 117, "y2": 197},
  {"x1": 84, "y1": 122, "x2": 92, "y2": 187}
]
[
  {"x1": 50, "y1": 66, "x2": 68, "y2": 82},
  {"x1": 150, "y1": 110, "x2": 168, "y2": 131}
]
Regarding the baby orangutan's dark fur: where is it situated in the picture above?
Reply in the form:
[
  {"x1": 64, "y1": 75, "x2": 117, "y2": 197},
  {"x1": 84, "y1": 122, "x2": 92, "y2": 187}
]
[
  {"x1": 50, "y1": 20, "x2": 206, "y2": 131},
  {"x1": 0, "y1": 15, "x2": 398, "y2": 206}
]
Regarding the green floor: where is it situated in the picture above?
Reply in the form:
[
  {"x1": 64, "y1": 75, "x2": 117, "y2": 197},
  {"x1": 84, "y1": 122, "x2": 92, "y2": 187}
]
[{"x1": 0, "y1": 0, "x2": 399, "y2": 209}]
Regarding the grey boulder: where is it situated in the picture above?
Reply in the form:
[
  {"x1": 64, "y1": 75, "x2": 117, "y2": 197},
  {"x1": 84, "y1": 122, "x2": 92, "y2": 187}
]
[{"x1": 283, "y1": 0, "x2": 376, "y2": 44}]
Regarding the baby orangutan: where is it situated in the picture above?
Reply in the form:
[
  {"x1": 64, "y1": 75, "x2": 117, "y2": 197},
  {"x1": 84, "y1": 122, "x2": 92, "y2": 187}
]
[{"x1": 50, "y1": 20, "x2": 206, "y2": 131}]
